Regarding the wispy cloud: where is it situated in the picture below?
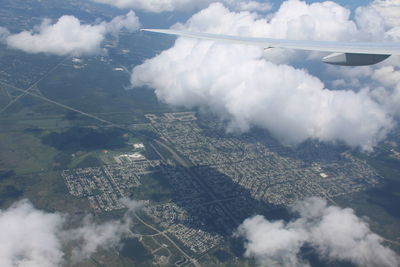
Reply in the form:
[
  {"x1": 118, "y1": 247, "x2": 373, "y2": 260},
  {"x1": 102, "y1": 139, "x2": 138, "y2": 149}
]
[{"x1": 0, "y1": 199, "x2": 142, "y2": 266}]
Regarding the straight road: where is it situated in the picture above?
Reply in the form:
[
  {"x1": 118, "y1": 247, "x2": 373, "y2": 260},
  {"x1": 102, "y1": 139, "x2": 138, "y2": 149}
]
[{"x1": 0, "y1": 57, "x2": 67, "y2": 114}]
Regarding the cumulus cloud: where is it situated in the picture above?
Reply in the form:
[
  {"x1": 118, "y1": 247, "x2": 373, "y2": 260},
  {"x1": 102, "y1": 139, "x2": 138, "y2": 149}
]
[
  {"x1": 329, "y1": 0, "x2": 400, "y2": 120},
  {"x1": 355, "y1": 0, "x2": 400, "y2": 41},
  {"x1": 236, "y1": 215, "x2": 307, "y2": 266},
  {"x1": 373, "y1": 66, "x2": 400, "y2": 88},
  {"x1": 1, "y1": 11, "x2": 139, "y2": 56},
  {"x1": 332, "y1": 0, "x2": 400, "y2": 107},
  {"x1": 91, "y1": 0, "x2": 271, "y2": 13},
  {"x1": 0, "y1": 200, "x2": 65, "y2": 267},
  {"x1": 132, "y1": 1, "x2": 396, "y2": 151},
  {"x1": 0, "y1": 199, "x2": 142, "y2": 266},
  {"x1": 371, "y1": 66, "x2": 400, "y2": 115},
  {"x1": 236, "y1": 198, "x2": 400, "y2": 267},
  {"x1": 364, "y1": 0, "x2": 400, "y2": 29}
]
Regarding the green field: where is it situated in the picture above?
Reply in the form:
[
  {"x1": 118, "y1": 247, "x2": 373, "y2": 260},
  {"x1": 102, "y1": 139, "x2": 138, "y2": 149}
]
[{"x1": 0, "y1": 24, "x2": 182, "y2": 266}]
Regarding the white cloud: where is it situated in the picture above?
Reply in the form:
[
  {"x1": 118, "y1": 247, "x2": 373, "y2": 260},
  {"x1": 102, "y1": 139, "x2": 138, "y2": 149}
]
[
  {"x1": 121, "y1": 196, "x2": 144, "y2": 211},
  {"x1": 355, "y1": 0, "x2": 400, "y2": 41},
  {"x1": 91, "y1": 0, "x2": 271, "y2": 13},
  {"x1": 132, "y1": 2, "x2": 395, "y2": 151},
  {"x1": 105, "y1": 11, "x2": 141, "y2": 35},
  {"x1": 0, "y1": 200, "x2": 65, "y2": 267},
  {"x1": 371, "y1": 66, "x2": 400, "y2": 115},
  {"x1": 236, "y1": 215, "x2": 308, "y2": 266},
  {"x1": 368, "y1": 0, "x2": 400, "y2": 29},
  {"x1": 67, "y1": 216, "x2": 131, "y2": 262},
  {"x1": 67, "y1": 198, "x2": 142, "y2": 262},
  {"x1": 373, "y1": 66, "x2": 400, "y2": 88},
  {"x1": 236, "y1": 198, "x2": 400, "y2": 267},
  {"x1": 0, "y1": 199, "x2": 142, "y2": 267},
  {"x1": 264, "y1": 0, "x2": 358, "y2": 41},
  {"x1": 1, "y1": 11, "x2": 140, "y2": 56}
]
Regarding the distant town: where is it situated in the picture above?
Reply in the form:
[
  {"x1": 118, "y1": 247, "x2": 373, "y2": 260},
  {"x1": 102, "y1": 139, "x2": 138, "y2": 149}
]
[
  {"x1": 61, "y1": 111, "x2": 382, "y2": 255},
  {"x1": 1, "y1": 0, "x2": 399, "y2": 265}
]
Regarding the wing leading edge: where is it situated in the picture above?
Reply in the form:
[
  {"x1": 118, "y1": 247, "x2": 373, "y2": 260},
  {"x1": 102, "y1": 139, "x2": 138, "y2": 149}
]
[{"x1": 142, "y1": 29, "x2": 400, "y2": 66}]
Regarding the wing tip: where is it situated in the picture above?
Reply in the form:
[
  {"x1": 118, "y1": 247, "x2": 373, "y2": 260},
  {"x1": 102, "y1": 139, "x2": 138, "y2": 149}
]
[{"x1": 141, "y1": 28, "x2": 171, "y2": 32}]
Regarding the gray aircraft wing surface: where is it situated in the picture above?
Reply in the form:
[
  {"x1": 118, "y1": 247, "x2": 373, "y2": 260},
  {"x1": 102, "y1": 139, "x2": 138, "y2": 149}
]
[{"x1": 142, "y1": 29, "x2": 400, "y2": 66}]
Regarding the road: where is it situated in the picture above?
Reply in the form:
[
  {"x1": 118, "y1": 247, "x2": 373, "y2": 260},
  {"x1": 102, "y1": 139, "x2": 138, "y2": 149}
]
[
  {"x1": 1, "y1": 79, "x2": 205, "y2": 265},
  {"x1": 2, "y1": 61, "x2": 399, "y2": 260},
  {"x1": 133, "y1": 212, "x2": 202, "y2": 267},
  {"x1": 0, "y1": 80, "x2": 119, "y2": 126},
  {"x1": 0, "y1": 57, "x2": 67, "y2": 114}
]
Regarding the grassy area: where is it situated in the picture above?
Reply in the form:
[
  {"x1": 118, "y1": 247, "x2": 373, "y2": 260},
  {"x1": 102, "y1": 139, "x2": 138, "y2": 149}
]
[
  {"x1": 0, "y1": 131, "x2": 57, "y2": 174},
  {"x1": 128, "y1": 172, "x2": 174, "y2": 203},
  {"x1": 120, "y1": 238, "x2": 153, "y2": 263}
]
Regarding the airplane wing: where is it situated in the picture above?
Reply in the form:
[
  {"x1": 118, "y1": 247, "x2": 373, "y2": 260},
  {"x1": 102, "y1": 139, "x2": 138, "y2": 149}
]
[{"x1": 141, "y1": 29, "x2": 400, "y2": 66}]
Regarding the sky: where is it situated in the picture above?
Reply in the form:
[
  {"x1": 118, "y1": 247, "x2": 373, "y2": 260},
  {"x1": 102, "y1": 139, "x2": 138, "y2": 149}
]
[{"x1": 0, "y1": 0, "x2": 399, "y2": 266}]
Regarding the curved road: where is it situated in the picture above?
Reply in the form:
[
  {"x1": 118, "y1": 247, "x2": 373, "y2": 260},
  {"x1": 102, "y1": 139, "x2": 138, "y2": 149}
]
[{"x1": 133, "y1": 212, "x2": 201, "y2": 267}]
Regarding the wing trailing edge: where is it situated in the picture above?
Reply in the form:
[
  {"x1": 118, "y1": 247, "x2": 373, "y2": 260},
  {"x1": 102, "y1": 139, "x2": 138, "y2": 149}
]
[{"x1": 142, "y1": 29, "x2": 400, "y2": 66}]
